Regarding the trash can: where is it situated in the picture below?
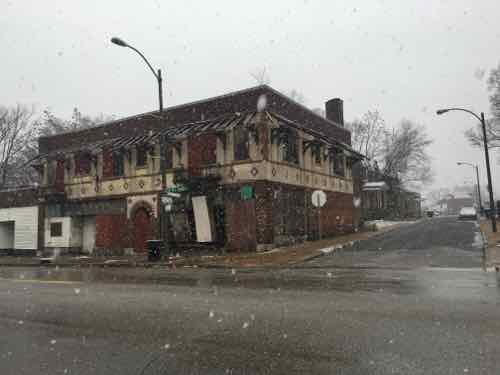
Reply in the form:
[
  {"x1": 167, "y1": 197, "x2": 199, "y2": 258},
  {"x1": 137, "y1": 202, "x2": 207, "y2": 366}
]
[{"x1": 146, "y1": 240, "x2": 164, "y2": 262}]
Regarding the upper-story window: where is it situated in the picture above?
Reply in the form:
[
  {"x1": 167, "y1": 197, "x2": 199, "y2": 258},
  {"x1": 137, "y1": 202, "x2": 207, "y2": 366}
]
[
  {"x1": 136, "y1": 145, "x2": 147, "y2": 168},
  {"x1": 332, "y1": 149, "x2": 345, "y2": 177},
  {"x1": 234, "y1": 126, "x2": 250, "y2": 161},
  {"x1": 112, "y1": 152, "x2": 124, "y2": 176},
  {"x1": 282, "y1": 129, "x2": 299, "y2": 165},
  {"x1": 75, "y1": 152, "x2": 91, "y2": 176},
  {"x1": 165, "y1": 144, "x2": 173, "y2": 169}
]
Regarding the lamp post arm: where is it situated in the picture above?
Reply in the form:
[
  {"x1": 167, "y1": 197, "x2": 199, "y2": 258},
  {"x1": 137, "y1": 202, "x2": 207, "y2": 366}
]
[
  {"x1": 126, "y1": 44, "x2": 159, "y2": 80},
  {"x1": 444, "y1": 108, "x2": 482, "y2": 123}
]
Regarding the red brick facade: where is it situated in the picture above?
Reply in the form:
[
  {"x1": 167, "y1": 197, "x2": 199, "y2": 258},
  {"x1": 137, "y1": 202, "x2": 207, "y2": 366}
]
[
  {"x1": 222, "y1": 181, "x2": 355, "y2": 252},
  {"x1": 95, "y1": 214, "x2": 129, "y2": 250}
]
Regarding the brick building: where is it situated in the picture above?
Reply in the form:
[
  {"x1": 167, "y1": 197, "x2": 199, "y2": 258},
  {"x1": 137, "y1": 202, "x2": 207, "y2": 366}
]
[{"x1": 32, "y1": 85, "x2": 362, "y2": 255}]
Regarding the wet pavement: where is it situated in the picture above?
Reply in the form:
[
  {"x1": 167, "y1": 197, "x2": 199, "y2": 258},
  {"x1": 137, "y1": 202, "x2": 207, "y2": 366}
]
[{"x1": 1, "y1": 217, "x2": 499, "y2": 374}]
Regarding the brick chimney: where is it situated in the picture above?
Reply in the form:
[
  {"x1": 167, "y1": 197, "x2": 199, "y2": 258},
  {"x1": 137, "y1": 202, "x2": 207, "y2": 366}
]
[{"x1": 325, "y1": 98, "x2": 344, "y2": 127}]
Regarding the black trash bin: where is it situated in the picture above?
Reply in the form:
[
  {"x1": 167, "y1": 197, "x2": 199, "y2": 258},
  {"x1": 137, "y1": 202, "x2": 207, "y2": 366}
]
[{"x1": 146, "y1": 240, "x2": 164, "y2": 262}]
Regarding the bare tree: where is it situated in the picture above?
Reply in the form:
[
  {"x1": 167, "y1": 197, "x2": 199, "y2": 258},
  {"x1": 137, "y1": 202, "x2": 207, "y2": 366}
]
[
  {"x1": 381, "y1": 119, "x2": 433, "y2": 187},
  {"x1": 347, "y1": 110, "x2": 386, "y2": 160},
  {"x1": 465, "y1": 63, "x2": 500, "y2": 153},
  {"x1": 36, "y1": 108, "x2": 112, "y2": 137},
  {"x1": 0, "y1": 105, "x2": 37, "y2": 189},
  {"x1": 0, "y1": 106, "x2": 112, "y2": 189},
  {"x1": 250, "y1": 67, "x2": 271, "y2": 85}
]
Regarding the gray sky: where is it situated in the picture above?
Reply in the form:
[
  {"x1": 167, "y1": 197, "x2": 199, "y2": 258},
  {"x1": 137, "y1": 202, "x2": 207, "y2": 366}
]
[{"x1": 2, "y1": 0, "x2": 500, "y2": 196}]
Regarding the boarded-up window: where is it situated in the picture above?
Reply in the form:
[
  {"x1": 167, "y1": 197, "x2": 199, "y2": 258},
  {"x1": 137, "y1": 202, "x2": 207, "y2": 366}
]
[
  {"x1": 103, "y1": 149, "x2": 125, "y2": 177},
  {"x1": 75, "y1": 153, "x2": 91, "y2": 175},
  {"x1": 234, "y1": 127, "x2": 250, "y2": 161},
  {"x1": 50, "y1": 222, "x2": 62, "y2": 237},
  {"x1": 136, "y1": 145, "x2": 147, "y2": 167},
  {"x1": 188, "y1": 134, "x2": 217, "y2": 175},
  {"x1": 102, "y1": 149, "x2": 113, "y2": 178}
]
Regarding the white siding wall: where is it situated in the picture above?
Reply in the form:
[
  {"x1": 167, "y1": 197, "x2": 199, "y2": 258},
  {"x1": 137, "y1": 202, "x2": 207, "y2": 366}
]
[{"x1": 0, "y1": 206, "x2": 38, "y2": 250}]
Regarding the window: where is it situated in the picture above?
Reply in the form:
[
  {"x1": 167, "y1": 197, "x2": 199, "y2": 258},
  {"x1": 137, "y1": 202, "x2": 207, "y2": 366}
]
[
  {"x1": 332, "y1": 150, "x2": 345, "y2": 177},
  {"x1": 313, "y1": 145, "x2": 322, "y2": 165},
  {"x1": 282, "y1": 129, "x2": 299, "y2": 164},
  {"x1": 50, "y1": 222, "x2": 62, "y2": 237},
  {"x1": 234, "y1": 127, "x2": 250, "y2": 161},
  {"x1": 136, "y1": 145, "x2": 147, "y2": 167},
  {"x1": 74, "y1": 153, "x2": 91, "y2": 175},
  {"x1": 165, "y1": 145, "x2": 173, "y2": 169},
  {"x1": 46, "y1": 162, "x2": 56, "y2": 184},
  {"x1": 112, "y1": 152, "x2": 124, "y2": 176}
]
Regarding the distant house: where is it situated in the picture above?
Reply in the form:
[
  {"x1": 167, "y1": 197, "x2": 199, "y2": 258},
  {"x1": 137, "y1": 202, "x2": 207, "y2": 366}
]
[
  {"x1": 438, "y1": 193, "x2": 473, "y2": 215},
  {"x1": 353, "y1": 162, "x2": 421, "y2": 221}
]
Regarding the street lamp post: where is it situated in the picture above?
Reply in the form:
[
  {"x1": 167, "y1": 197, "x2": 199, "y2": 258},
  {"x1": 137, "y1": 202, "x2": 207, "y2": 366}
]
[
  {"x1": 437, "y1": 108, "x2": 497, "y2": 232},
  {"x1": 111, "y1": 37, "x2": 170, "y2": 251},
  {"x1": 457, "y1": 162, "x2": 482, "y2": 212}
]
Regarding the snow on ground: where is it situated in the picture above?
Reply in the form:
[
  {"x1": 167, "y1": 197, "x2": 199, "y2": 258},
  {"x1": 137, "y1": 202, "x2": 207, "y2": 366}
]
[{"x1": 365, "y1": 220, "x2": 417, "y2": 230}]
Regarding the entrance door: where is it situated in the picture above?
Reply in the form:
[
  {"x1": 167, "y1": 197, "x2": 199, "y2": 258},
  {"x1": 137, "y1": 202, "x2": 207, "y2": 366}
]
[
  {"x1": 82, "y1": 216, "x2": 96, "y2": 254},
  {"x1": 133, "y1": 208, "x2": 153, "y2": 252},
  {"x1": 226, "y1": 200, "x2": 256, "y2": 252}
]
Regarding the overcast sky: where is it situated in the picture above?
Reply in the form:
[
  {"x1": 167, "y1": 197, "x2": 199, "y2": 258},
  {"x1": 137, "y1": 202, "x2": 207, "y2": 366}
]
[{"x1": 2, "y1": 0, "x2": 500, "y2": 196}]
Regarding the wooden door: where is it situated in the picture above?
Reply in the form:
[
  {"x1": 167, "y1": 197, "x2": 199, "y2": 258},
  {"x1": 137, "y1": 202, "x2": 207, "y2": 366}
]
[
  {"x1": 133, "y1": 208, "x2": 153, "y2": 252},
  {"x1": 226, "y1": 200, "x2": 257, "y2": 252}
]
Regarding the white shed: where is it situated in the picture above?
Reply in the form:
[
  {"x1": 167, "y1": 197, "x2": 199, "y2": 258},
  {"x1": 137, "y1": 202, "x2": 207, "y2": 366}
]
[{"x1": 0, "y1": 206, "x2": 39, "y2": 251}]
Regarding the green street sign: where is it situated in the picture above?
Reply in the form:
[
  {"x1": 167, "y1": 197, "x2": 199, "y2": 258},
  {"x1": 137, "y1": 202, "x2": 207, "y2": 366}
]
[
  {"x1": 166, "y1": 184, "x2": 189, "y2": 193},
  {"x1": 240, "y1": 185, "x2": 254, "y2": 200}
]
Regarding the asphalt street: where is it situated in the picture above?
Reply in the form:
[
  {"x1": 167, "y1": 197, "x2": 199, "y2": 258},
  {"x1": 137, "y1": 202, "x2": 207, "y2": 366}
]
[{"x1": 1, "y1": 217, "x2": 499, "y2": 374}]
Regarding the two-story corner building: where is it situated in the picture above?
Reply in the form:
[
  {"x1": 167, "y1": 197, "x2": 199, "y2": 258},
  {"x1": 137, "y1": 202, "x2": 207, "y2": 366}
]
[{"x1": 32, "y1": 85, "x2": 362, "y2": 255}]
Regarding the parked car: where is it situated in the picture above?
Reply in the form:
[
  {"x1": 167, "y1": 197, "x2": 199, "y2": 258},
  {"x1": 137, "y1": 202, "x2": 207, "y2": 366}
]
[{"x1": 458, "y1": 207, "x2": 477, "y2": 220}]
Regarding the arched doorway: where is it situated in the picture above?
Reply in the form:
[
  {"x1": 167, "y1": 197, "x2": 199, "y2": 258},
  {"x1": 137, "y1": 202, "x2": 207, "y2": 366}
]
[{"x1": 132, "y1": 206, "x2": 153, "y2": 253}]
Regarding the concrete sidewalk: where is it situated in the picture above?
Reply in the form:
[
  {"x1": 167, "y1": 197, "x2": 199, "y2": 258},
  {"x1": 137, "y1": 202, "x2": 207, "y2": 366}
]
[
  {"x1": 0, "y1": 222, "x2": 414, "y2": 269},
  {"x1": 479, "y1": 220, "x2": 500, "y2": 270}
]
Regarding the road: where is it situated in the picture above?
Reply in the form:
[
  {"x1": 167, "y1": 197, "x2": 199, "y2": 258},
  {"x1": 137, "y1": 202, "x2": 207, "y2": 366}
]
[{"x1": 1, "y1": 217, "x2": 499, "y2": 374}]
